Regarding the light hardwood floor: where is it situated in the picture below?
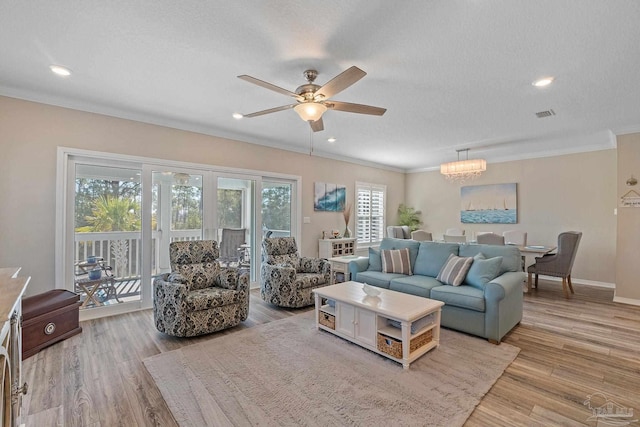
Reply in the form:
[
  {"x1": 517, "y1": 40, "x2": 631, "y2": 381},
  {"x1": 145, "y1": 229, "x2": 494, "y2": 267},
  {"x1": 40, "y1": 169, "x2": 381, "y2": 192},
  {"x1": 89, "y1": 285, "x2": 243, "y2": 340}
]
[{"x1": 22, "y1": 281, "x2": 640, "y2": 426}]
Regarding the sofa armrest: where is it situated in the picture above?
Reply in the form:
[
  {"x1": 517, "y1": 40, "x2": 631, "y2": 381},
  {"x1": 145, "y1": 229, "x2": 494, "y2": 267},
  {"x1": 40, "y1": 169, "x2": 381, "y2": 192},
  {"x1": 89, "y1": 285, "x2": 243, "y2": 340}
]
[
  {"x1": 485, "y1": 271, "x2": 526, "y2": 301},
  {"x1": 483, "y1": 271, "x2": 525, "y2": 343},
  {"x1": 349, "y1": 258, "x2": 370, "y2": 278}
]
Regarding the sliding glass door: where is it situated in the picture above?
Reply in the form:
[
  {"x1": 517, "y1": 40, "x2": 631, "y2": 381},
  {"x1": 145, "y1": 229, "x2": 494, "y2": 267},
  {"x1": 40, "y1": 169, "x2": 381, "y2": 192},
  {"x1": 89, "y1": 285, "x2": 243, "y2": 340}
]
[
  {"x1": 262, "y1": 181, "x2": 293, "y2": 238},
  {"x1": 150, "y1": 170, "x2": 205, "y2": 279},
  {"x1": 216, "y1": 176, "x2": 257, "y2": 283},
  {"x1": 72, "y1": 162, "x2": 143, "y2": 312},
  {"x1": 60, "y1": 149, "x2": 300, "y2": 318}
]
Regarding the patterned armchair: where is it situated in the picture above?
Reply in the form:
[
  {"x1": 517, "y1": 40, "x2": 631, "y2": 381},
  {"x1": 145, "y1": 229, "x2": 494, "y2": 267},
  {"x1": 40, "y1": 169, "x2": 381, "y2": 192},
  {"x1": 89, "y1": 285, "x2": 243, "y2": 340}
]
[
  {"x1": 153, "y1": 240, "x2": 249, "y2": 337},
  {"x1": 260, "y1": 237, "x2": 331, "y2": 308}
]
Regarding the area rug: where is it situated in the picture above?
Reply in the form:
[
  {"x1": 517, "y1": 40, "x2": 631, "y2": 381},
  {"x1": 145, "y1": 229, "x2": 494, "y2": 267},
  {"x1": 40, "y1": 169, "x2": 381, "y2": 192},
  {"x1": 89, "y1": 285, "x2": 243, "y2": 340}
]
[{"x1": 143, "y1": 312, "x2": 519, "y2": 427}]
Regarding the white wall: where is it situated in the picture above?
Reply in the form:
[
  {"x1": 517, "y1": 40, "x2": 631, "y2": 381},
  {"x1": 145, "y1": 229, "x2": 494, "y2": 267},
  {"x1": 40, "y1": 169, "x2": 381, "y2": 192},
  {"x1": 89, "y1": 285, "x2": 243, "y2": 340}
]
[{"x1": 0, "y1": 96, "x2": 405, "y2": 296}]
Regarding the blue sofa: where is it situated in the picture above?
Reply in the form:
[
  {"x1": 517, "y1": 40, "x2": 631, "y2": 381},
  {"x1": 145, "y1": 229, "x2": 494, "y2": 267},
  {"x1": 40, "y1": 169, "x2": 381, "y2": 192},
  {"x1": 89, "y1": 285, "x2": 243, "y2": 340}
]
[{"x1": 349, "y1": 238, "x2": 525, "y2": 343}]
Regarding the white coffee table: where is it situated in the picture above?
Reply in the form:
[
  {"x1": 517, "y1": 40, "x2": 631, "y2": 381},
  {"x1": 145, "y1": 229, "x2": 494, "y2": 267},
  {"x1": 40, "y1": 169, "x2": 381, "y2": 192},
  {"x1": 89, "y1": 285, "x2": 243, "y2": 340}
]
[{"x1": 313, "y1": 281, "x2": 444, "y2": 369}]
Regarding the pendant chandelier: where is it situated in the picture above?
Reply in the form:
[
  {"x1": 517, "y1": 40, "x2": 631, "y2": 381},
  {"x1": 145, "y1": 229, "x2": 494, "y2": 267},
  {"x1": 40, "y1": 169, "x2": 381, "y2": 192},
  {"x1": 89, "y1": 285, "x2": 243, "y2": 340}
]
[{"x1": 440, "y1": 149, "x2": 486, "y2": 183}]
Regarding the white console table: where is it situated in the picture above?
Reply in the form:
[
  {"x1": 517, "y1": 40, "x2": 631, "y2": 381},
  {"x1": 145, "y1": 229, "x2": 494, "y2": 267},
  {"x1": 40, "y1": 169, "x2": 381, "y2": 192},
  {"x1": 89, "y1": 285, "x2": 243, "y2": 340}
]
[{"x1": 318, "y1": 238, "x2": 356, "y2": 259}]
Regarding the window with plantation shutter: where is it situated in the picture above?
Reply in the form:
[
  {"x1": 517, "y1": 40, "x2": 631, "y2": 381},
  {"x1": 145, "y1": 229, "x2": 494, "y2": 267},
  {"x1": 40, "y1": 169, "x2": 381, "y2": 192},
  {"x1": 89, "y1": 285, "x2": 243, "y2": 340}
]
[{"x1": 356, "y1": 182, "x2": 386, "y2": 246}]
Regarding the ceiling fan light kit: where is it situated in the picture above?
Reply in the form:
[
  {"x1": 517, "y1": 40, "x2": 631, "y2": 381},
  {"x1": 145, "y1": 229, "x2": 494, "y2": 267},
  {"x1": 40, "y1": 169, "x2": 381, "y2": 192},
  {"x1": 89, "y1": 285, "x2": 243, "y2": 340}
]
[
  {"x1": 440, "y1": 149, "x2": 487, "y2": 183},
  {"x1": 294, "y1": 102, "x2": 327, "y2": 122},
  {"x1": 238, "y1": 66, "x2": 386, "y2": 133}
]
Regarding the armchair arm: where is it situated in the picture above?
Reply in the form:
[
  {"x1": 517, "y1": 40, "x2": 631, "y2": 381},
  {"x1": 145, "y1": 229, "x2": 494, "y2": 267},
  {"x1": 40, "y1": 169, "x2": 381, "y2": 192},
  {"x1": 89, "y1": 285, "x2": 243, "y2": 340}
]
[
  {"x1": 153, "y1": 275, "x2": 189, "y2": 312},
  {"x1": 299, "y1": 257, "x2": 331, "y2": 276},
  {"x1": 217, "y1": 267, "x2": 250, "y2": 296},
  {"x1": 261, "y1": 263, "x2": 297, "y2": 288},
  {"x1": 534, "y1": 253, "x2": 558, "y2": 264}
]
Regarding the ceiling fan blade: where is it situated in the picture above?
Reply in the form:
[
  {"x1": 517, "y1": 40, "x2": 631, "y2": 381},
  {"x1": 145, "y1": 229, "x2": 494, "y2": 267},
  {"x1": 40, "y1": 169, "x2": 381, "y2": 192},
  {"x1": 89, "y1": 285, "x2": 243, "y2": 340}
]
[
  {"x1": 238, "y1": 75, "x2": 304, "y2": 101},
  {"x1": 326, "y1": 101, "x2": 387, "y2": 116},
  {"x1": 314, "y1": 66, "x2": 366, "y2": 100},
  {"x1": 242, "y1": 104, "x2": 297, "y2": 118},
  {"x1": 310, "y1": 117, "x2": 324, "y2": 132}
]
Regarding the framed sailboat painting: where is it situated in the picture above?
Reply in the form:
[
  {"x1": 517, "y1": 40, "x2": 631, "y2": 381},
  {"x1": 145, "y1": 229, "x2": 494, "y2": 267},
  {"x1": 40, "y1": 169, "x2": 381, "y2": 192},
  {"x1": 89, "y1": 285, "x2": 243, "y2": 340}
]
[{"x1": 461, "y1": 183, "x2": 517, "y2": 224}]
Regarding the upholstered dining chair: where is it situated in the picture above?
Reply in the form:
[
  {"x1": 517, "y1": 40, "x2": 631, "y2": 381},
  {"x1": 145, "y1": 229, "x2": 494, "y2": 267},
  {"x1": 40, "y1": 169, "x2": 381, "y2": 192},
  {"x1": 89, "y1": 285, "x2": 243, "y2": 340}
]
[
  {"x1": 261, "y1": 237, "x2": 331, "y2": 307},
  {"x1": 445, "y1": 228, "x2": 465, "y2": 236},
  {"x1": 443, "y1": 234, "x2": 467, "y2": 243},
  {"x1": 476, "y1": 232, "x2": 506, "y2": 245},
  {"x1": 411, "y1": 230, "x2": 433, "y2": 241},
  {"x1": 503, "y1": 230, "x2": 528, "y2": 246},
  {"x1": 527, "y1": 231, "x2": 582, "y2": 298},
  {"x1": 387, "y1": 225, "x2": 411, "y2": 239},
  {"x1": 153, "y1": 240, "x2": 249, "y2": 337}
]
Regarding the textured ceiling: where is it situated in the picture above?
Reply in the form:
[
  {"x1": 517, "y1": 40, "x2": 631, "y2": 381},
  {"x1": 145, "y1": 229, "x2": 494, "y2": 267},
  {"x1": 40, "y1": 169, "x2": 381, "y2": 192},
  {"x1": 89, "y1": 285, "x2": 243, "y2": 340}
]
[{"x1": 1, "y1": 1, "x2": 639, "y2": 171}]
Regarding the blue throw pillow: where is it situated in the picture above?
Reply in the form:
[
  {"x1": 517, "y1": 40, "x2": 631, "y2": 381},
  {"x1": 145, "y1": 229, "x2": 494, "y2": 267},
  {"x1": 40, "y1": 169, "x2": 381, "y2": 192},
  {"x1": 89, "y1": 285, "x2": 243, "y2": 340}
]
[
  {"x1": 367, "y1": 247, "x2": 382, "y2": 272},
  {"x1": 465, "y1": 253, "x2": 503, "y2": 288}
]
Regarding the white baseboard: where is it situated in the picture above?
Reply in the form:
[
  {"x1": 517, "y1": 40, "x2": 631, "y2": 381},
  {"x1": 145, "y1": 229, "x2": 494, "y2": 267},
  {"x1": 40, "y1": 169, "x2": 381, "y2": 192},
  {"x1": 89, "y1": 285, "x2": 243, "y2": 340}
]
[
  {"x1": 542, "y1": 276, "x2": 615, "y2": 289},
  {"x1": 612, "y1": 295, "x2": 640, "y2": 306}
]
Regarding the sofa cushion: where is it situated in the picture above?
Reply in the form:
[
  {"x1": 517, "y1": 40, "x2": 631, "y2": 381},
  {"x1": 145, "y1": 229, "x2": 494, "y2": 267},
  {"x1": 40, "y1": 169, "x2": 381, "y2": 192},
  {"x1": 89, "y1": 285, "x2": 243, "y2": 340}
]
[
  {"x1": 354, "y1": 271, "x2": 403, "y2": 289},
  {"x1": 367, "y1": 247, "x2": 382, "y2": 272},
  {"x1": 413, "y1": 242, "x2": 460, "y2": 277},
  {"x1": 389, "y1": 275, "x2": 443, "y2": 298},
  {"x1": 459, "y1": 244, "x2": 521, "y2": 274},
  {"x1": 430, "y1": 285, "x2": 486, "y2": 312},
  {"x1": 437, "y1": 254, "x2": 473, "y2": 286},
  {"x1": 465, "y1": 253, "x2": 503, "y2": 289},
  {"x1": 381, "y1": 248, "x2": 412, "y2": 275},
  {"x1": 379, "y1": 238, "x2": 420, "y2": 272}
]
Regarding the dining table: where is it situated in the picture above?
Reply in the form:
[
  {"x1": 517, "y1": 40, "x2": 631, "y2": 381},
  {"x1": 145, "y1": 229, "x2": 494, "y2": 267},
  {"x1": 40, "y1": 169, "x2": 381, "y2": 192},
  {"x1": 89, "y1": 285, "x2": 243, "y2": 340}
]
[
  {"x1": 515, "y1": 245, "x2": 557, "y2": 288},
  {"x1": 516, "y1": 245, "x2": 557, "y2": 257}
]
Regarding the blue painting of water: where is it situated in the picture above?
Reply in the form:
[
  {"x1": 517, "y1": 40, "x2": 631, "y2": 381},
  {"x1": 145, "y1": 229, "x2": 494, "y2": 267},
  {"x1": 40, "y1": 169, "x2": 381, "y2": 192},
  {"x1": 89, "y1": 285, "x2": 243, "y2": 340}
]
[
  {"x1": 461, "y1": 209, "x2": 517, "y2": 224},
  {"x1": 314, "y1": 186, "x2": 346, "y2": 211}
]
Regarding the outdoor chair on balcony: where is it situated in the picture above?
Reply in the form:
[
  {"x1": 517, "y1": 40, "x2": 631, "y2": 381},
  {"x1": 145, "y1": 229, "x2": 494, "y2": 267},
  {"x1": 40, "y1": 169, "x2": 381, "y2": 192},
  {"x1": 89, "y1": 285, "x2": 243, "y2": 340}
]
[
  {"x1": 153, "y1": 240, "x2": 249, "y2": 337},
  {"x1": 220, "y1": 228, "x2": 246, "y2": 265},
  {"x1": 260, "y1": 237, "x2": 331, "y2": 308}
]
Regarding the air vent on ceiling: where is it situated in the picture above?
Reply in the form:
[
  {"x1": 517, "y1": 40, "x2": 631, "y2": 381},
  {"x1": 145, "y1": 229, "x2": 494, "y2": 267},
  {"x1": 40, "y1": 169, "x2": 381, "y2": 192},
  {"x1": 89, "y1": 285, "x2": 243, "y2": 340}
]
[{"x1": 535, "y1": 109, "x2": 556, "y2": 118}]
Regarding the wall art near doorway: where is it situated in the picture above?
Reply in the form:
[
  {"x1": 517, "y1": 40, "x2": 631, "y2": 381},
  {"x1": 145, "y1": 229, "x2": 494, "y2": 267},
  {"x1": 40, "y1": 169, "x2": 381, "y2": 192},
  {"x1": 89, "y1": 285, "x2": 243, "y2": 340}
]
[
  {"x1": 461, "y1": 183, "x2": 517, "y2": 224},
  {"x1": 314, "y1": 182, "x2": 346, "y2": 212}
]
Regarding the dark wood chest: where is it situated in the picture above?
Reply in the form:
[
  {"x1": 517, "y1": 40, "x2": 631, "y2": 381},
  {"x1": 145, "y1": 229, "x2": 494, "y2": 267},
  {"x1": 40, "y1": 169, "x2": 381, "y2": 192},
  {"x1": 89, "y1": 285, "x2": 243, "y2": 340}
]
[{"x1": 22, "y1": 289, "x2": 82, "y2": 359}]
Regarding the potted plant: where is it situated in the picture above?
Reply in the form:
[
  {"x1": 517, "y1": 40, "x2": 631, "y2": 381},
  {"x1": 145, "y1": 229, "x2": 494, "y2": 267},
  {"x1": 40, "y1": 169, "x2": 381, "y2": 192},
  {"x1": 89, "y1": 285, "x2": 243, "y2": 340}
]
[{"x1": 398, "y1": 204, "x2": 422, "y2": 231}]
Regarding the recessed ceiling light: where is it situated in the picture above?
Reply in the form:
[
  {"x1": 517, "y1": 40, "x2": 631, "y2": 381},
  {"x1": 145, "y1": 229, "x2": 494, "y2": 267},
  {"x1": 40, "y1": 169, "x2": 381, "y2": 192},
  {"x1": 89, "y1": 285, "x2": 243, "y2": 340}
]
[
  {"x1": 49, "y1": 65, "x2": 72, "y2": 77},
  {"x1": 232, "y1": 113, "x2": 243, "y2": 119},
  {"x1": 532, "y1": 77, "x2": 554, "y2": 87},
  {"x1": 327, "y1": 137, "x2": 337, "y2": 143}
]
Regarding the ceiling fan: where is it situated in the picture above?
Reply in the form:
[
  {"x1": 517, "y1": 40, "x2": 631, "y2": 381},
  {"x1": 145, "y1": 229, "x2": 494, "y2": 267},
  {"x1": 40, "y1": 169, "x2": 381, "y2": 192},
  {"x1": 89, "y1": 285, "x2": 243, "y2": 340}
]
[{"x1": 237, "y1": 66, "x2": 386, "y2": 132}]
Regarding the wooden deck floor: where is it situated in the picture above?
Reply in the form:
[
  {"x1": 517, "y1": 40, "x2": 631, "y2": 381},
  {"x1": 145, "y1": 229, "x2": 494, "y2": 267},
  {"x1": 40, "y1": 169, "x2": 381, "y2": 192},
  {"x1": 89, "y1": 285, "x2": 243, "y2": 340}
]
[{"x1": 22, "y1": 280, "x2": 640, "y2": 426}]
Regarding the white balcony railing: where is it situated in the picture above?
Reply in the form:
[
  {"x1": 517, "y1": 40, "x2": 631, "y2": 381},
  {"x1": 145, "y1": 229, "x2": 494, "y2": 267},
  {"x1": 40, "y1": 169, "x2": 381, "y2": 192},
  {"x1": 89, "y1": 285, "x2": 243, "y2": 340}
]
[{"x1": 74, "y1": 229, "x2": 202, "y2": 278}]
